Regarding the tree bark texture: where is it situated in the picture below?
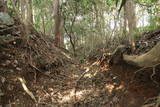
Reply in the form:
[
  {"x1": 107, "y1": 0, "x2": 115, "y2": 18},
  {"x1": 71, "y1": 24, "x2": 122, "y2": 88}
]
[
  {"x1": 124, "y1": 0, "x2": 136, "y2": 46},
  {"x1": 110, "y1": 42, "x2": 160, "y2": 68},
  {"x1": 0, "y1": 0, "x2": 7, "y2": 12},
  {"x1": 54, "y1": 0, "x2": 64, "y2": 48}
]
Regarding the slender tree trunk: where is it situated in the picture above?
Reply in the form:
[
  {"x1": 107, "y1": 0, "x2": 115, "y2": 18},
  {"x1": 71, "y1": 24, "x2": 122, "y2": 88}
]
[
  {"x1": 24, "y1": 0, "x2": 33, "y2": 35},
  {"x1": 123, "y1": 6, "x2": 127, "y2": 36},
  {"x1": 94, "y1": 4, "x2": 99, "y2": 29},
  {"x1": 53, "y1": 0, "x2": 64, "y2": 48},
  {"x1": 13, "y1": 0, "x2": 20, "y2": 9},
  {"x1": 41, "y1": 14, "x2": 46, "y2": 35},
  {"x1": 20, "y1": 0, "x2": 26, "y2": 22},
  {"x1": 0, "y1": 0, "x2": 7, "y2": 12},
  {"x1": 26, "y1": 0, "x2": 33, "y2": 24},
  {"x1": 124, "y1": 0, "x2": 136, "y2": 48}
]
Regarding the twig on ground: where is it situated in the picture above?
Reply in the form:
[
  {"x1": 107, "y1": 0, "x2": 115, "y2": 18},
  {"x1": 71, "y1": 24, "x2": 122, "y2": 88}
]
[
  {"x1": 134, "y1": 67, "x2": 148, "y2": 74},
  {"x1": 142, "y1": 95, "x2": 160, "y2": 107},
  {"x1": 127, "y1": 63, "x2": 160, "y2": 89},
  {"x1": 134, "y1": 63, "x2": 160, "y2": 74},
  {"x1": 18, "y1": 77, "x2": 37, "y2": 102},
  {"x1": 133, "y1": 63, "x2": 160, "y2": 85},
  {"x1": 151, "y1": 67, "x2": 158, "y2": 85},
  {"x1": 156, "y1": 95, "x2": 160, "y2": 107},
  {"x1": 142, "y1": 103, "x2": 156, "y2": 107}
]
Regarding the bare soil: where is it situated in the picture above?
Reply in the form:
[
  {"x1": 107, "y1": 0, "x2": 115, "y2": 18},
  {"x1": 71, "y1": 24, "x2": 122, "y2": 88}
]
[{"x1": 0, "y1": 46, "x2": 160, "y2": 107}]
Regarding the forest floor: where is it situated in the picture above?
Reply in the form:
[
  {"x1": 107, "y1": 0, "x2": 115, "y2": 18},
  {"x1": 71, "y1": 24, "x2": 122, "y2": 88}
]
[
  {"x1": 1, "y1": 30, "x2": 160, "y2": 107},
  {"x1": 0, "y1": 46, "x2": 160, "y2": 107},
  {"x1": 0, "y1": 12, "x2": 160, "y2": 107}
]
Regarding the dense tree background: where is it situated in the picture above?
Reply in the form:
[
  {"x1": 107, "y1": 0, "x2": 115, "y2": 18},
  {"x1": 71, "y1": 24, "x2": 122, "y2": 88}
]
[
  {"x1": 5, "y1": 0, "x2": 159, "y2": 56},
  {"x1": 0, "y1": 0, "x2": 160, "y2": 107}
]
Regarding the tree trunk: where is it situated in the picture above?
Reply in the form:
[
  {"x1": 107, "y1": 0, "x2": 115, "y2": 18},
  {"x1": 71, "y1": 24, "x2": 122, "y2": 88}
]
[
  {"x1": 13, "y1": 0, "x2": 20, "y2": 9},
  {"x1": 124, "y1": 0, "x2": 136, "y2": 48},
  {"x1": 53, "y1": 0, "x2": 64, "y2": 48},
  {"x1": 20, "y1": 0, "x2": 26, "y2": 22},
  {"x1": 123, "y1": 6, "x2": 127, "y2": 36},
  {"x1": 0, "y1": 0, "x2": 7, "y2": 12},
  {"x1": 26, "y1": 0, "x2": 33, "y2": 24},
  {"x1": 24, "y1": 0, "x2": 33, "y2": 35},
  {"x1": 41, "y1": 14, "x2": 46, "y2": 35}
]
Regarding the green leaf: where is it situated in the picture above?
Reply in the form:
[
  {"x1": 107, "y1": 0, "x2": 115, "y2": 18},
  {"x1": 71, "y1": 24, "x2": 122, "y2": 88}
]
[{"x1": 151, "y1": 0, "x2": 159, "y2": 3}]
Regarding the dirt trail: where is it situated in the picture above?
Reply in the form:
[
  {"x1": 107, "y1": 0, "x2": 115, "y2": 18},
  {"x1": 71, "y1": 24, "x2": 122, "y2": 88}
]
[
  {"x1": 15, "y1": 61, "x2": 123, "y2": 107},
  {"x1": 0, "y1": 12, "x2": 160, "y2": 107},
  {"x1": 0, "y1": 33, "x2": 160, "y2": 107},
  {"x1": 1, "y1": 58, "x2": 159, "y2": 107}
]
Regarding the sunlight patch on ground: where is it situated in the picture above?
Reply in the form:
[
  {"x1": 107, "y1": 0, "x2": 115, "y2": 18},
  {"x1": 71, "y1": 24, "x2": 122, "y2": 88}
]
[
  {"x1": 58, "y1": 89, "x2": 93, "y2": 103},
  {"x1": 71, "y1": 74, "x2": 79, "y2": 78},
  {"x1": 84, "y1": 73, "x2": 93, "y2": 78},
  {"x1": 116, "y1": 84, "x2": 124, "y2": 90},
  {"x1": 105, "y1": 84, "x2": 115, "y2": 93},
  {"x1": 105, "y1": 83, "x2": 124, "y2": 93}
]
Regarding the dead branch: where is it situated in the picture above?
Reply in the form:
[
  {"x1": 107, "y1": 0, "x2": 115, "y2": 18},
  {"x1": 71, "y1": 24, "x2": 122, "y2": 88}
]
[{"x1": 18, "y1": 77, "x2": 37, "y2": 102}]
